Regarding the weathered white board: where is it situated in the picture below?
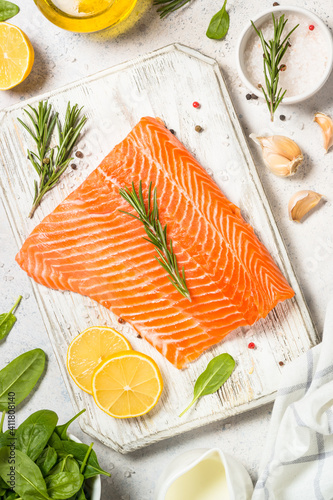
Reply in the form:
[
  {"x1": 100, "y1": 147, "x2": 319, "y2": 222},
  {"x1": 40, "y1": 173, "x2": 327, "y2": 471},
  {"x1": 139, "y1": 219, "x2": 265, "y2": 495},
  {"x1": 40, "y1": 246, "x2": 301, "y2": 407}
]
[{"x1": 0, "y1": 44, "x2": 318, "y2": 453}]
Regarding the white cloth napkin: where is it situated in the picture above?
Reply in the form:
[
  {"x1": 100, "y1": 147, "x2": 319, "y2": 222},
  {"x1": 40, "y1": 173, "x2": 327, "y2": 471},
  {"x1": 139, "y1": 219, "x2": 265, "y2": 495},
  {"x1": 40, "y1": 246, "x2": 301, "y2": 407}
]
[{"x1": 252, "y1": 300, "x2": 333, "y2": 500}]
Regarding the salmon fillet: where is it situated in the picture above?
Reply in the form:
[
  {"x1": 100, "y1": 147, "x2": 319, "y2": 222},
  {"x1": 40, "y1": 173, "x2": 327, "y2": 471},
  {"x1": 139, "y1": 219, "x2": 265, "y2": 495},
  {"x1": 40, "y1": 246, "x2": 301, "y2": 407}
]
[{"x1": 16, "y1": 117, "x2": 294, "y2": 368}]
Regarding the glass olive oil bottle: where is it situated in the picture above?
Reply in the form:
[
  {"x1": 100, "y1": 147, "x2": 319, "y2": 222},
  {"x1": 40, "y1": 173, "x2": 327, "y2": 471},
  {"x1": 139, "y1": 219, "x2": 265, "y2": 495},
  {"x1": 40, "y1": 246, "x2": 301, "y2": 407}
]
[{"x1": 33, "y1": 0, "x2": 137, "y2": 32}]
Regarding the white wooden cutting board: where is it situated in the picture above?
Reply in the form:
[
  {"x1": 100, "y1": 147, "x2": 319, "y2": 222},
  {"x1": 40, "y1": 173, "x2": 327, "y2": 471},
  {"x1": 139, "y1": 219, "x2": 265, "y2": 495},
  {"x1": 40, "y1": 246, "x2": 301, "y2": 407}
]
[{"x1": 0, "y1": 44, "x2": 318, "y2": 453}]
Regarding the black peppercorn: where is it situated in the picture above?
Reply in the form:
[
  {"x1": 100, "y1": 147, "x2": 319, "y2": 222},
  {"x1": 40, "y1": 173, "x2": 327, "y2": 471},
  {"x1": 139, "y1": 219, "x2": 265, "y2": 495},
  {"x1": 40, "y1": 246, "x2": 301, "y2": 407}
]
[
  {"x1": 279, "y1": 114, "x2": 286, "y2": 121},
  {"x1": 169, "y1": 129, "x2": 175, "y2": 135},
  {"x1": 246, "y1": 93, "x2": 252, "y2": 100},
  {"x1": 75, "y1": 151, "x2": 84, "y2": 158},
  {"x1": 195, "y1": 125, "x2": 203, "y2": 133},
  {"x1": 71, "y1": 163, "x2": 77, "y2": 170},
  {"x1": 118, "y1": 317, "x2": 126, "y2": 324},
  {"x1": 251, "y1": 94, "x2": 258, "y2": 100}
]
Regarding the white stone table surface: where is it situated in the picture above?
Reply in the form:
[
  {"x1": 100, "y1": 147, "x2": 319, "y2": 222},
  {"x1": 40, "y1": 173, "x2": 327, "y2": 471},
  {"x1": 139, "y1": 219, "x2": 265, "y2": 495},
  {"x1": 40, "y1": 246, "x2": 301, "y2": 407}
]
[{"x1": 0, "y1": 0, "x2": 332, "y2": 498}]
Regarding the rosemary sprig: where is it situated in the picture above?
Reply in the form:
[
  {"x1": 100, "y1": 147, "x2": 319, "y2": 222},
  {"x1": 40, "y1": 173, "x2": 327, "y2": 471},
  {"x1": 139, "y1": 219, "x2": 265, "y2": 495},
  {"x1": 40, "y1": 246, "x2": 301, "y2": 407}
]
[
  {"x1": 119, "y1": 181, "x2": 191, "y2": 301},
  {"x1": 251, "y1": 14, "x2": 299, "y2": 121},
  {"x1": 154, "y1": 0, "x2": 192, "y2": 18},
  {"x1": 18, "y1": 101, "x2": 87, "y2": 218}
]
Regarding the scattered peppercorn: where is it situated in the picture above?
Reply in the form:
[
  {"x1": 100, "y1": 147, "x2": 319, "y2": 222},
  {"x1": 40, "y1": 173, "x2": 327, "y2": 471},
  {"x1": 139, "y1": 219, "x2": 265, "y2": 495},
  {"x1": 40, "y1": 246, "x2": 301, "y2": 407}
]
[
  {"x1": 43, "y1": 158, "x2": 50, "y2": 165},
  {"x1": 257, "y1": 83, "x2": 262, "y2": 89},
  {"x1": 192, "y1": 101, "x2": 200, "y2": 109},
  {"x1": 118, "y1": 317, "x2": 126, "y2": 324},
  {"x1": 309, "y1": 24, "x2": 315, "y2": 31},
  {"x1": 137, "y1": 334, "x2": 142, "y2": 339},
  {"x1": 75, "y1": 151, "x2": 84, "y2": 158},
  {"x1": 248, "y1": 342, "x2": 256, "y2": 349},
  {"x1": 279, "y1": 361, "x2": 284, "y2": 366},
  {"x1": 169, "y1": 129, "x2": 176, "y2": 135},
  {"x1": 273, "y1": 1, "x2": 279, "y2": 5},
  {"x1": 195, "y1": 125, "x2": 203, "y2": 133},
  {"x1": 279, "y1": 64, "x2": 287, "y2": 72},
  {"x1": 251, "y1": 94, "x2": 258, "y2": 100},
  {"x1": 71, "y1": 163, "x2": 77, "y2": 170},
  {"x1": 279, "y1": 114, "x2": 286, "y2": 121},
  {"x1": 246, "y1": 93, "x2": 252, "y2": 100}
]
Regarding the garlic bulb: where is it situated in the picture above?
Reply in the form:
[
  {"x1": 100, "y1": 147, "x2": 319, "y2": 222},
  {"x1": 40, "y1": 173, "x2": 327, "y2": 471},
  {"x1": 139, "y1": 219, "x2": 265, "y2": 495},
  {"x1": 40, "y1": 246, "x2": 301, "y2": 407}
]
[
  {"x1": 314, "y1": 112, "x2": 333, "y2": 153},
  {"x1": 250, "y1": 134, "x2": 303, "y2": 177},
  {"x1": 288, "y1": 190, "x2": 323, "y2": 222}
]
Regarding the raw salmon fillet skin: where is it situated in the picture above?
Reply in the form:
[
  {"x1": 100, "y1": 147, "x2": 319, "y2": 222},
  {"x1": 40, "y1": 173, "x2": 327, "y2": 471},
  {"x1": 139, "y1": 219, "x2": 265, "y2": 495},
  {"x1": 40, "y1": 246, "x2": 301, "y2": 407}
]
[{"x1": 16, "y1": 117, "x2": 294, "y2": 368}]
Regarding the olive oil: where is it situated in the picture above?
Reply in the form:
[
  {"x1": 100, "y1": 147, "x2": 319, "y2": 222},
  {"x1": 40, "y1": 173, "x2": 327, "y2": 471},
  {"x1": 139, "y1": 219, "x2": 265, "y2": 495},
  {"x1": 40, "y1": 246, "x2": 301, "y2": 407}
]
[{"x1": 33, "y1": 0, "x2": 138, "y2": 32}]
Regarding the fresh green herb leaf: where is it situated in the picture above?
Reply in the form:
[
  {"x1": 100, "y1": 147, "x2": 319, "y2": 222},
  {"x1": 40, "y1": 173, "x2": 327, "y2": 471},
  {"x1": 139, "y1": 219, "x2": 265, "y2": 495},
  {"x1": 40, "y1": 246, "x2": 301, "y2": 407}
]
[
  {"x1": 50, "y1": 437, "x2": 110, "y2": 479},
  {"x1": 251, "y1": 14, "x2": 298, "y2": 121},
  {"x1": 179, "y1": 353, "x2": 235, "y2": 416},
  {"x1": 154, "y1": 0, "x2": 192, "y2": 18},
  {"x1": 36, "y1": 446, "x2": 58, "y2": 477},
  {"x1": 0, "y1": 296, "x2": 22, "y2": 341},
  {"x1": 0, "y1": 348, "x2": 46, "y2": 411},
  {"x1": 0, "y1": 0, "x2": 19, "y2": 21},
  {"x1": 0, "y1": 448, "x2": 51, "y2": 500},
  {"x1": 119, "y1": 181, "x2": 191, "y2": 301},
  {"x1": 18, "y1": 101, "x2": 87, "y2": 218},
  {"x1": 55, "y1": 409, "x2": 86, "y2": 441},
  {"x1": 206, "y1": 0, "x2": 229, "y2": 40},
  {"x1": 46, "y1": 471, "x2": 84, "y2": 499},
  {"x1": 16, "y1": 410, "x2": 58, "y2": 462},
  {"x1": 49, "y1": 455, "x2": 80, "y2": 476}
]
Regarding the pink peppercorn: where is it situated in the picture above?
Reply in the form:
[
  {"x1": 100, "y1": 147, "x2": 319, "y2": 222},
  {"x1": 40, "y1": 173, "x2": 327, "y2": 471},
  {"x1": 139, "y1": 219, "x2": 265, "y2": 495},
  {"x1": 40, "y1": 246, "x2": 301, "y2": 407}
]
[
  {"x1": 309, "y1": 24, "x2": 315, "y2": 31},
  {"x1": 192, "y1": 101, "x2": 200, "y2": 109},
  {"x1": 248, "y1": 342, "x2": 256, "y2": 349}
]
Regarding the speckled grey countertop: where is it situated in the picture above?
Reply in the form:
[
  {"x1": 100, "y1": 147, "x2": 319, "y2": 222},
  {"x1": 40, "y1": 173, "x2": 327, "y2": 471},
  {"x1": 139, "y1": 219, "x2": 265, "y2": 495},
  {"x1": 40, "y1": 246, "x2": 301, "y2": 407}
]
[{"x1": 0, "y1": 0, "x2": 332, "y2": 498}]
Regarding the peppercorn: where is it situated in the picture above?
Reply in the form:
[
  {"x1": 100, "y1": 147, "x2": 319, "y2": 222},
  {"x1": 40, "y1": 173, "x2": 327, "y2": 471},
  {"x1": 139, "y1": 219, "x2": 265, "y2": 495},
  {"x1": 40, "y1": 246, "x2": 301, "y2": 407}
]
[
  {"x1": 118, "y1": 317, "x2": 126, "y2": 324},
  {"x1": 71, "y1": 163, "x2": 77, "y2": 170},
  {"x1": 273, "y1": 2, "x2": 279, "y2": 5},
  {"x1": 279, "y1": 64, "x2": 287, "y2": 72},
  {"x1": 251, "y1": 94, "x2": 259, "y2": 100},
  {"x1": 137, "y1": 334, "x2": 142, "y2": 339},
  {"x1": 248, "y1": 342, "x2": 256, "y2": 349},
  {"x1": 169, "y1": 129, "x2": 176, "y2": 135},
  {"x1": 192, "y1": 101, "x2": 200, "y2": 109},
  {"x1": 309, "y1": 24, "x2": 314, "y2": 31},
  {"x1": 279, "y1": 114, "x2": 286, "y2": 121},
  {"x1": 246, "y1": 93, "x2": 252, "y2": 100},
  {"x1": 279, "y1": 361, "x2": 284, "y2": 366},
  {"x1": 75, "y1": 151, "x2": 84, "y2": 158},
  {"x1": 195, "y1": 125, "x2": 203, "y2": 133}
]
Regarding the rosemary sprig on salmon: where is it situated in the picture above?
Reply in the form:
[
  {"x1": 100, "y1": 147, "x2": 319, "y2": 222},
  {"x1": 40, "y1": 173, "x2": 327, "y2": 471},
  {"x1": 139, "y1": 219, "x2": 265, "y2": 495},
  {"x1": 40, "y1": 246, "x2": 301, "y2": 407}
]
[
  {"x1": 119, "y1": 181, "x2": 191, "y2": 301},
  {"x1": 18, "y1": 100, "x2": 87, "y2": 218}
]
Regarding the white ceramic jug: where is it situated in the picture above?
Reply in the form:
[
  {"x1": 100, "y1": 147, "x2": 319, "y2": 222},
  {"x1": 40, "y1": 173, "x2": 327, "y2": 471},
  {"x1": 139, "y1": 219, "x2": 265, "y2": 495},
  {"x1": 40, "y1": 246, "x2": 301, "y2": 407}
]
[{"x1": 155, "y1": 448, "x2": 253, "y2": 500}]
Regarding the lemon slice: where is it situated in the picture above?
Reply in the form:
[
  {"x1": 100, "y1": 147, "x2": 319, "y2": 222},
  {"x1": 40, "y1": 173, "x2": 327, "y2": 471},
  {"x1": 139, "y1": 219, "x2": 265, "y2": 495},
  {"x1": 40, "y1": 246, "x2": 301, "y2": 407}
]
[
  {"x1": 92, "y1": 351, "x2": 163, "y2": 419},
  {"x1": 67, "y1": 326, "x2": 131, "y2": 394},
  {"x1": 0, "y1": 23, "x2": 34, "y2": 90}
]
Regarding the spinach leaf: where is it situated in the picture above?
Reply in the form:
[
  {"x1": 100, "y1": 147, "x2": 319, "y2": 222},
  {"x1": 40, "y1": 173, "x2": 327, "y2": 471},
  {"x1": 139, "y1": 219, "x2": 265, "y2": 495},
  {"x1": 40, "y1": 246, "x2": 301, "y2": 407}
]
[
  {"x1": 0, "y1": 430, "x2": 11, "y2": 449},
  {"x1": 0, "y1": 475, "x2": 9, "y2": 491},
  {"x1": 45, "y1": 471, "x2": 83, "y2": 499},
  {"x1": 55, "y1": 410, "x2": 86, "y2": 441},
  {"x1": 4, "y1": 492, "x2": 20, "y2": 499},
  {"x1": 206, "y1": 0, "x2": 230, "y2": 40},
  {"x1": 49, "y1": 455, "x2": 80, "y2": 475},
  {"x1": 16, "y1": 410, "x2": 58, "y2": 462},
  {"x1": 0, "y1": 296, "x2": 22, "y2": 341},
  {"x1": 179, "y1": 353, "x2": 235, "y2": 416},
  {"x1": 0, "y1": 448, "x2": 51, "y2": 500},
  {"x1": 36, "y1": 446, "x2": 58, "y2": 477},
  {"x1": 0, "y1": 349, "x2": 46, "y2": 411},
  {"x1": 50, "y1": 438, "x2": 110, "y2": 479},
  {"x1": 0, "y1": 0, "x2": 19, "y2": 21}
]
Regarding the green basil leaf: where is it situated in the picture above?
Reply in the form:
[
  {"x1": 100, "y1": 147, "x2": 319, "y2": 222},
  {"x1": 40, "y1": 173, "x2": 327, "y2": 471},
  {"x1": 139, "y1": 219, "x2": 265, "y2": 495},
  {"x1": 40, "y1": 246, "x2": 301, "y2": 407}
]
[
  {"x1": 0, "y1": 349, "x2": 46, "y2": 411},
  {"x1": 36, "y1": 446, "x2": 58, "y2": 477},
  {"x1": 206, "y1": 0, "x2": 230, "y2": 40},
  {"x1": 0, "y1": 296, "x2": 22, "y2": 341},
  {"x1": 0, "y1": 0, "x2": 19, "y2": 21},
  {"x1": 50, "y1": 439, "x2": 110, "y2": 479},
  {"x1": 55, "y1": 410, "x2": 86, "y2": 441},
  {"x1": 0, "y1": 448, "x2": 51, "y2": 500},
  {"x1": 45, "y1": 471, "x2": 83, "y2": 499},
  {"x1": 180, "y1": 353, "x2": 235, "y2": 416},
  {"x1": 16, "y1": 410, "x2": 58, "y2": 462}
]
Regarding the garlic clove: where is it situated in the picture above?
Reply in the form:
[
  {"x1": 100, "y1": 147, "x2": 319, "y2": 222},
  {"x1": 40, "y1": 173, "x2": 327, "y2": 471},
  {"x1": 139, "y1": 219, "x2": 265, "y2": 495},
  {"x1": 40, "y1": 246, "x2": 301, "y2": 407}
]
[
  {"x1": 288, "y1": 190, "x2": 323, "y2": 223},
  {"x1": 314, "y1": 112, "x2": 333, "y2": 153},
  {"x1": 250, "y1": 134, "x2": 303, "y2": 177}
]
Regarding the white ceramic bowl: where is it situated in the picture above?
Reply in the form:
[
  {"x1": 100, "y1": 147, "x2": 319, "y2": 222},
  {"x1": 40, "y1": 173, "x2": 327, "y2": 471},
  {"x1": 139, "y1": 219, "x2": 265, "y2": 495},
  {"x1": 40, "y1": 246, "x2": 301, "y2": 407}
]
[
  {"x1": 236, "y1": 6, "x2": 333, "y2": 104},
  {"x1": 69, "y1": 434, "x2": 102, "y2": 500}
]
